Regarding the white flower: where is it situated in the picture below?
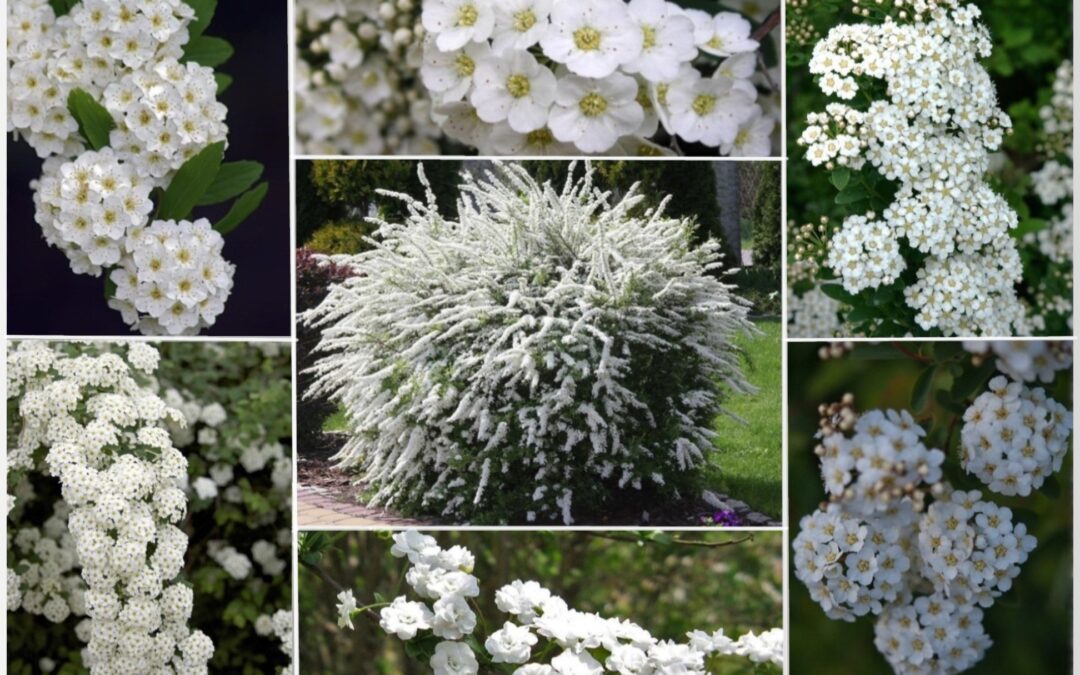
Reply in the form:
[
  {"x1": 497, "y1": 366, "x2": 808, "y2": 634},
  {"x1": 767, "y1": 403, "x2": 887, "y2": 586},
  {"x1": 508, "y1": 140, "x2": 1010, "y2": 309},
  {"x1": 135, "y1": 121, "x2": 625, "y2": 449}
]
[
  {"x1": 432, "y1": 594, "x2": 477, "y2": 639},
  {"x1": 423, "y1": 0, "x2": 496, "y2": 51},
  {"x1": 694, "y1": 12, "x2": 758, "y2": 57},
  {"x1": 492, "y1": 0, "x2": 552, "y2": 54},
  {"x1": 485, "y1": 622, "x2": 538, "y2": 664},
  {"x1": 667, "y1": 73, "x2": 754, "y2": 147},
  {"x1": 430, "y1": 641, "x2": 479, "y2": 675},
  {"x1": 379, "y1": 596, "x2": 434, "y2": 640},
  {"x1": 721, "y1": 105, "x2": 775, "y2": 157},
  {"x1": 622, "y1": 0, "x2": 697, "y2": 82},
  {"x1": 540, "y1": 0, "x2": 644, "y2": 78},
  {"x1": 548, "y1": 73, "x2": 644, "y2": 153},
  {"x1": 336, "y1": 589, "x2": 358, "y2": 629},
  {"x1": 470, "y1": 51, "x2": 556, "y2": 132},
  {"x1": 551, "y1": 649, "x2": 604, "y2": 675},
  {"x1": 421, "y1": 40, "x2": 492, "y2": 103},
  {"x1": 191, "y1": 477, "x2": 218, "y2": 500}
]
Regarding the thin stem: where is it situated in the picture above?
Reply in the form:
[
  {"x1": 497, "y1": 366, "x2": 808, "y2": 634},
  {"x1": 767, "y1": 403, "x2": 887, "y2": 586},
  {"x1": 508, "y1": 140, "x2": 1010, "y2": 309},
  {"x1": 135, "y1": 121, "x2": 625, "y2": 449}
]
[
  {"x1": 891, "y1": 342, "x2": 932, "y2": 364},
  {"x1": 580, "y1": 532, "x2": 754, "y2": 548},
  {"x1": 751, "y1": 9, "x2": 781, "y2": 42}
]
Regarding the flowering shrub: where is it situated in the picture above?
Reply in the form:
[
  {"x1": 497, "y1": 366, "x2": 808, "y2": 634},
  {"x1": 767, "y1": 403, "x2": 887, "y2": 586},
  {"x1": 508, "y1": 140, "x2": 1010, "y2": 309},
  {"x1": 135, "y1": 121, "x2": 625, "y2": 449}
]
[
  {"x1": 8, "y1": 0, "x2": 269, "y2": 335},
  {"x1": 791, "y1": 340, "x2": 1072, "y2": 673},
  {"x1": 318, "y1": 531, "x2": 783, "y2": 673},
  {"x1": 7, "y1": 341, "x2": 293, "y2": 674},
  {"x1": 304, "y1": 162, "x2": 754, "y2": 524},
  {"x1": 785, "y1": 0, "x2": 1073, "y2": 337},
  {"x1": 295, "y1": 0, "x2": 780, "y2": 156}
]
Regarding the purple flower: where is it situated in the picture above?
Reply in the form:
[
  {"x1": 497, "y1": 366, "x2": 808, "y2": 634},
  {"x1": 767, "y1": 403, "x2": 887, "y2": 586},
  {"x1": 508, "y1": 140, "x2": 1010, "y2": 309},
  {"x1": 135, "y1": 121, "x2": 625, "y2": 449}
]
[{"x1": 707, "y1": 509, "x2": 744, "y2": 527}]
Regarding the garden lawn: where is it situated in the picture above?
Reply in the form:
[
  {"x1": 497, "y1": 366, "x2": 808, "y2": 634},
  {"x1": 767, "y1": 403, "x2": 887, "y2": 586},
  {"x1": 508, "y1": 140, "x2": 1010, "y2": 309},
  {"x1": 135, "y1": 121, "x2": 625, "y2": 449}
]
[{"x1": 709, "y1": 318, "x2": 783, "y2": 519}]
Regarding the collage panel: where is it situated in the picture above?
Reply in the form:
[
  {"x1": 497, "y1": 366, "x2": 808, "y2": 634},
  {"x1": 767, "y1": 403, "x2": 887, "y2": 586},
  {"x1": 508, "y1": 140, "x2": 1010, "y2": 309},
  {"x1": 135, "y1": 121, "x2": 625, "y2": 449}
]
[
  {"x1": 7, "y1": 0, "x2": 292, "y2": 337},
  {"x1": 788, "y1": 340, "x2": 1073, "y2": 673},
  {"x1": 297, "y1": 529, "x2": 783, "y2": 673},
  {"x1": 6, "y1": 340, "x2": 294, "y2": 673},
  {"x1": 294, "y1": 0, "x2": 782, "y2": 157},
  {"x1": 785, "y1": 0, "x2": 1074, "y2": 338},
  {"x1": 295, "y1": 158, "x2": 783, "y2": 528}
]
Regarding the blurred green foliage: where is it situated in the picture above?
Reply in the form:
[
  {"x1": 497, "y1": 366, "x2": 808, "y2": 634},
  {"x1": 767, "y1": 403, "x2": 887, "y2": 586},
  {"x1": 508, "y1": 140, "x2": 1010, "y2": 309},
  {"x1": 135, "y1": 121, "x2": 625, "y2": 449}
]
[
  {"x1": 298, "y1": 531, "x2": 783, "y2": 674},
  {"x1": 750, "y1": 162, "x2": 781, "y2": 281},
  {"x1": 306, "y1": 218, "x2": 378, "y2": 255},
  {"x1": 787, "y1": 342, "x2": 1073, "y2": 674}
]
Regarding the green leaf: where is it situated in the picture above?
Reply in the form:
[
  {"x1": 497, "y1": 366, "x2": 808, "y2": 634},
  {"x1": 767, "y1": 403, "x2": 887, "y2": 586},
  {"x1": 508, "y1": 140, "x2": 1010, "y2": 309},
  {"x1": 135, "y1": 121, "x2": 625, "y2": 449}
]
[
  {"x1": 829, "y1": 167, "x2": 851, "y2": 191},
  {"x1": 183, "y1": 36, "x2": 234, "y2": 68},
  {"x1": 845, "y1": 304, "x2": 876, "y2": 324},
  {"x1": 934, "y1": 389, "x2": 968, "y2": 416},
  {"x1": 215, "y1": 72, "x2": 233, "y2": 95},
  {"x1": 157, "y1": 141, "x2": 226, "y2": 221},
  {"x1": 850, "y1": 344, "x2": 910, "y2": 360},
  {"x1": 105, "y1": 274, "x2": 118, "y2": 300},
  {"x1": 835, "y1": 184, "x2": 869, "y2": 205},
  {"x1": 48, "y1": 0, "x2": 79, "y2": 16},
  {"x1": 911, "y1": 366, "x2": 936, "y2": 412},
  {"x1": 67, "y1": 88, "x2": 116, "y2": 151},
  {"x1": 819, "y1": 283, "x2": 856, "y2": 304},
  {"x1": 215, "y1": 182, "x2": 269, "y2": 235},
  {"x1": 932, "y1": 342, "x2": 965, "y2": 361},
  {"x1": 1041, "y1": 474, "x2": 1062, "y2": 499},
  {"x1": 198, "y1": 161, "x2": 264, "y2": 205},
  {"x1": 184, "y1": 0, "x2": 217, "y2": 38},
  {"x1": 952, "y1": 359, "x2": 998, "y2": 401}
]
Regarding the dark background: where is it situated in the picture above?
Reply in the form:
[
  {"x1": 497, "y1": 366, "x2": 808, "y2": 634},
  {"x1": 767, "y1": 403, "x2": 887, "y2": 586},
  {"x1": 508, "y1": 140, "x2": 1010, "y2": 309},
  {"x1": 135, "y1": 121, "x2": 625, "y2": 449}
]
[{"x1": 7, "y1": 1, "x2": 291, "y2": 336}]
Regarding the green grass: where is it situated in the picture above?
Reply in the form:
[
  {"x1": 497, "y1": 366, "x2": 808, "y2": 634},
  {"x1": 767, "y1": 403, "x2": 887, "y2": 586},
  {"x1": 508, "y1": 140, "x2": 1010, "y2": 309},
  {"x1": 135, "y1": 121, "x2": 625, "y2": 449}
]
[
  {"x1": 322, "y1": 408, "x2": 349, "y2": 432},
  {"x1": 709, "y1": 319, "x2": 783, "y2": 519}
]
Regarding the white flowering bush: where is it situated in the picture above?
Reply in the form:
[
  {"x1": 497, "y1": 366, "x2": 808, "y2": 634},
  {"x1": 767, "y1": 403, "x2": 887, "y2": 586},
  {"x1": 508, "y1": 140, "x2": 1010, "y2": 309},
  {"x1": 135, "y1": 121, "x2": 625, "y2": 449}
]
[
  {"x1": 295, "y1": 0, "x2": 780, "y2": 156},
  {"x1": 7, "y1": 341, "x2": 294, "y2": 674},
  {"x1": 303, "y1": 162, "x2": 755, "y2": 524},
  {"x1": 785, "y1": 0, "x2": 1074, "y2": 337},
  {"x1": 8, "y1": 0, "x2": 269, "y2": 335},
  {"x1": 301, "y1": 530, "x2": 783, "y2": 673},
  {"x1": 791, "y1": 340, "x2": 1073, "y2": 674}
]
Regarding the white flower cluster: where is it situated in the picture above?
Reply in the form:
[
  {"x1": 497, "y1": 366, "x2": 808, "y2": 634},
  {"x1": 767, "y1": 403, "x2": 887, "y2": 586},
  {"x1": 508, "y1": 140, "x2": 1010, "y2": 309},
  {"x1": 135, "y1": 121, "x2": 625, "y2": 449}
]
[
  {"x1": 794, "y1": 380, "x2": 1066, "y2": 673},
  {"x1": 208, "y1": 542, "x2": 254, "y2": 580},
  {"x1": 6, "y1": 342, "x2": 214, "y2": 675},
  {"x1": 10, "y1": 0, "x2": 236, "y2": 336},
  {"x1": 33, "y1": 149, "x2": 236, "y2": 334},
  {"x1": 787, "y1": 284, "x2": 843, "y2": 338},
  {"x1": 305, "y1": 162, "x2": 754, "y2": 524},
  {"x1": 799, "y1": 1, "x2": 1029, "y2": 336},
  {"x1": 109, "y1": 218, "x2": 236, "y2": 335},
  {"x1": 7, "y1": 0, "x2": 208, "y2": 158},
  {"x1": 960, "y1": 376, "x2": 1073, "y2": 497},
  {"x1": 296, "y1": 0, "x2": 778, "y2": 156},
  {"x1": 8, "y1": 503, "x2": 85, "y2": 624},
  {"x1": 816, "y1": 409, "x2": 945, "y2": 510},
  {"x1": 255, "y1": 609, "x2": 296, "y2": 674},
  {"x1": 356, "y1": 531, "x2": 784, "y2": 673},
  {"x1": 961, "y1": 341, "x2": 1073, "y2": 383}
]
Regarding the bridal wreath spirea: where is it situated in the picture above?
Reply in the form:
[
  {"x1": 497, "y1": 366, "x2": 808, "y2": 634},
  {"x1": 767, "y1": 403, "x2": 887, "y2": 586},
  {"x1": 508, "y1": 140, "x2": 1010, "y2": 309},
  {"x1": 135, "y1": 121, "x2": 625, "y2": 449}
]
[
  {"x1": 340, "y1": 531, "x2": 784, "y2": 673},
  {"x1": 7, "y1": 342, "x2": 213, "y2": 674},
  {"x1": 799, "y1": 0, "x2": 1028, "y2": 336},
  {"x1": 8, "y1": 0, "x2": 236, "y2": 335},
  {"x1": 305, "y1": 163, "x2": 754, "y2": 524},
  {"x1": 295, "y1": 0, "x2": 777, "y2": 156}
]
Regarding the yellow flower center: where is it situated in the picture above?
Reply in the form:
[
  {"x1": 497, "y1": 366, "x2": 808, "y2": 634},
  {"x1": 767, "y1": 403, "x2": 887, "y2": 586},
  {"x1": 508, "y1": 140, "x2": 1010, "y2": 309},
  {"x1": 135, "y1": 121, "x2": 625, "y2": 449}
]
[
  {"x1": 578, "y1": 92, "x2": 608, "y2": 118},
  {"x1": 642, "y1": 25, "x2": 657, "y2": 50},
  {"x1": 179, "y1": 279, "x2": 192, "y2": 293},
  {"x1": 513, "y1": 9, "x2": 537, "y2": 32},
  {"x1": 455, "y1": 54, "x2": 475, "y2": 77},
  {"x1": 655, "y1": 83, "x2": 669, "y2": 107},
  {"x1": 707, "y1": 35, "x2": 725, "y2": 50},
  {"x1": 526, "y1": 128, "x2": 555, "y2": 146},
  {"x1": 734, "y1": 128, "x2": 750, "y2": 146},
  {"x1": 456, "y1": 4, "x2": 479, "y2": 27},
  {"x1": 573, "y1": 27, "x2": 602, "y2": 51},
  {"x1": 692, "y1": 94, "x2": 717, "y2": 116},
  {"x1": 635, "y1": 84, "x2": 652, "y2": 111},
  {"x1": 506, "y1": 74, "x2": 531, "y2": 98}
]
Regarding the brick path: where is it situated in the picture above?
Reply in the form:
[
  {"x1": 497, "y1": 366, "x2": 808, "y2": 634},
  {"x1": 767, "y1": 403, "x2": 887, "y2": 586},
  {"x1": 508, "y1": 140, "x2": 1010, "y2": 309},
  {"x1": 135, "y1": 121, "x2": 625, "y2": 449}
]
[{"x1": 297, "y1": 485, "x2": 432, "y2": 528}]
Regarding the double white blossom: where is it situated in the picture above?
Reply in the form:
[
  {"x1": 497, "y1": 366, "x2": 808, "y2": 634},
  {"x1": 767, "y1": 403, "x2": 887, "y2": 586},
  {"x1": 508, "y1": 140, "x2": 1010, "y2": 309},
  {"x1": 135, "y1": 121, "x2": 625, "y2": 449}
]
[{"x1": 356, "y1": 531, "x2": 784, "y2": 674}]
